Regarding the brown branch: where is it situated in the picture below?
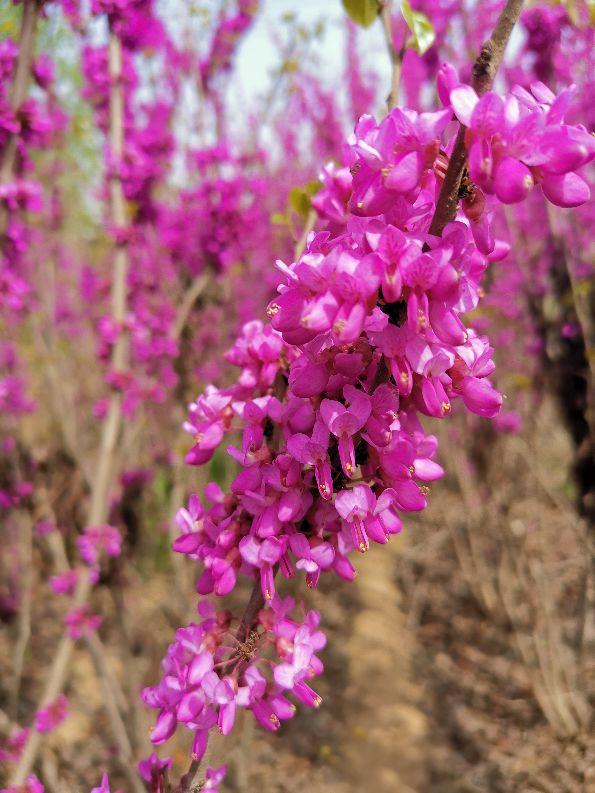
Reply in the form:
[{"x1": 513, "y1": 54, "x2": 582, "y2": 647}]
[
  {"x1": 428, "y1": 0, "x2": 525, "y2": 239},
  {"x1": 10, "y1": 514, "x2": 33, "y2": 716},
  {"x1": 173, "y1": 272, "x2": 210, "y2": 340}
]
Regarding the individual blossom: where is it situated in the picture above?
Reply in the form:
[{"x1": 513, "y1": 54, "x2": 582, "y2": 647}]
[
  {"x1": 0, "y1": 728, "x2": 30, "y2": 764},
  {"x1": 137, "y1": 752, "x2": 172, "y2": 787},
  {"x1": 320, "y1": 385, "x2": 371, "y2": 478},
  {"x1": 89, "y1": 774, "x2": 122, "y2": 793},
  {"x1": 65, "y1": 605, "x2": 102, "y2": 639},
  {"x1": 77, "y1": 524, "x2": 122, "y2": 565},
  {"x1": 201, "y1": 765, "x2": 227, "y2": 792},
  {"x1": 34, "y1": 694, "x2": 69, "y2": 734}
]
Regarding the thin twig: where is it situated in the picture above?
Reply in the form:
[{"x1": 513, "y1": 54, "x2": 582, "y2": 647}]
[
  {"x1": 85, "y1": 635, "x2": 146, "y2": 793},
  {"x1": 294, "y1": 209, "x2": 316, "y2": 260},
  {"x1": 11, "y1": 514, "x2": 33, "y2": 715},
  {"x1": 379, "y1": 0, "x2": 404, "y2": 111},
  {"x1": 173, "y1": 272, "x2": 210, "y2": 340}
]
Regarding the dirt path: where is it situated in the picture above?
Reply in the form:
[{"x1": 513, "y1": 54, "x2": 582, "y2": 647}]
[{"x1": 343, "y1": 539, "x2": 429, "y2": 792}]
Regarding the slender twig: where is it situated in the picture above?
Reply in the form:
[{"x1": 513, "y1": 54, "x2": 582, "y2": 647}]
[
  {"x1": 379, "y1": 0, "x2": 404, "y2": 111},
  {"x1": 10, "y1": 30, "x2": 131, "y2": 785},
  {"x1": 173, "y1": 272, "x2": 210, "y2": 340},
  {"x1": 294, "y1": 209, "x2": 316, "y2": 260},
  {"x1": 428, "y1": 0, "x2": 525, "y2": 239},
  {"x1": 11, "y1": 514, "x2": 33, "y2": 716},
  {"x1": 85, "y1": 635, "x2": 147, "y2": 793}
]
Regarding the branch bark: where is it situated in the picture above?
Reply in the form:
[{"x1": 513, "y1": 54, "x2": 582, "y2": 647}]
[
  {"x1": 428, "y1": 0, "x2": 525, "y2": 239},
  {"x1": 10, "y1": 30, "x2": 131, "y2": 786}
]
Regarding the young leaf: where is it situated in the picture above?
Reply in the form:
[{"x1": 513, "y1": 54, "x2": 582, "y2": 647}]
[
  {"x1": 342, "y1": 0, "x2": 379, "y2": 28},
  {"x1": 401, "y1": 0, "x2": 436, "y2": 55},
  {"x1": 289, "y1": 187, "x2": 312, "y2": 218}
]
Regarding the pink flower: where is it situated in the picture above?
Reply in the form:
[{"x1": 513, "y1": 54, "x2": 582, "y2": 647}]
[
  {"x1": 49, "y1": 570, "x2": 79, "y2": 596},
  {"x1": 65, "y1": 606, "x2": 102, "y2": 639},
  {"x1": 137, "y1": 752, "x2": 172, "y2": 784},
  {"x1": 34, "y1": 695, "x2": 68, "y2": 733},
  {"x1": 320, "y1": 385, "x2": 371, "y2": 478},
  {"x1": 449, "y1": 80, "x2": 593, "y2": 208},
  {"x1": 287, "y1": 419, "x2": 333, "y2": 500},
  {"x1": 203, "y1": 765, "x2": 227, "y2": 792},
  {"x1": 77, "y1": 524, "x2": 122, "y2": 565}
]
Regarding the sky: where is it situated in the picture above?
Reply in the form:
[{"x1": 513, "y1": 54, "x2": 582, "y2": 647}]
[{"x1": 230, "y1": 0, "x2": 391, "y2": 104}]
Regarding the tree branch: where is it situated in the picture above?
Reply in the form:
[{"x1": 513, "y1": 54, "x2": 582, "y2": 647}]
[{"x1": 10, "y1": 30, "x2": 131, "y2": 786}]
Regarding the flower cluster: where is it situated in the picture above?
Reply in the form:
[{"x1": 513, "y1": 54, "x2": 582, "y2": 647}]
[
  {"x1": 144, "y1": 63, "x2": 547, "y2": 765},
  {"x1": 143, "y1": 598, "x2": 324, "y2": 762},
  {"x1": 449, "y1": 78, "x2": 594, "y2": 209}
]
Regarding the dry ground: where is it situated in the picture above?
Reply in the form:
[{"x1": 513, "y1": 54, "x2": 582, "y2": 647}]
[{"x1": 1, "y1": 397, "x2": 593, "y2": 792}]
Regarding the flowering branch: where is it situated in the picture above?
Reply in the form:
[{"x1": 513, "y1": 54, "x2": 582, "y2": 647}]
[
  {"x1": 428, "y1": 0, "x2": 525, "y2": 238},
  {"x1": 0, "y1": 0, "x2": 41, "y2": 234},
  {"x1": 10, "y1": 29, "x2": 131, "y2": 787},
  {"x1": 0, "y1": 0, "x2": 40, "y2": 183}
]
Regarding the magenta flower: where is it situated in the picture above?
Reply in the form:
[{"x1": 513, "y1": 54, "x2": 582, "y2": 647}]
[
  {"x1": 49, "y1": 570, "x2": 79, "y2": 596},
  {"x1": 287, "y1": 418, "x2": 333, "y2": 500},
  {"x1": 288, "y1": 533, "x2": 334, "y2": 588},
  {"x1": 137, "y1": 752, "x2": 172, "y2": 784},
  {"x1": 34, "y1": 694, "x2": 68, "y2": 734},
  {"x1": 202, "y1": 765, "x2": 227, "y2": 792},
  {"x1": 348, "y1": 106, "x2": 450, "y2": 214},
  {"x1": 320, "y1": 385, "x2": 371, "y2": 478},
  {"x1": 239, "y1": 534, "x2": 287, "y2": 601},
  {"x1": 184, "y1": 386, "x2": 233, "y2": 466},
  {"x1": 64, "y1": 606, "x2": 102, "y2": 640},
  {"x1": 90, "y1": 774, "x2": 112, "y2": 793},
  {"x1": 449, "y1": 80, "x2": 593, "y2": 207},
  {"x1": 77, "y1": 524, "x2": 122, "y2": 565},
  {"x1": 0, "y1": 728, "x2": 30, "y2": 764}
]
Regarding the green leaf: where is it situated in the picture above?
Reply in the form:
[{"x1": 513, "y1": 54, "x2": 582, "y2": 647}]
[
  {"x1": 400, "y1": 0, "x2": 436, "y2": 55},
  {"x1": 341, "y1": 0, "x2": 379, "y2": 28},
  {"x1": 305, "y1": 180, "x2": 323, "y2": 197},
  {"x1": 289, "y1": 187, "x2": 312, "y2": 218},
  {"x1": 271, "y1": 212, "x2": 287, "y2": 226}
]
